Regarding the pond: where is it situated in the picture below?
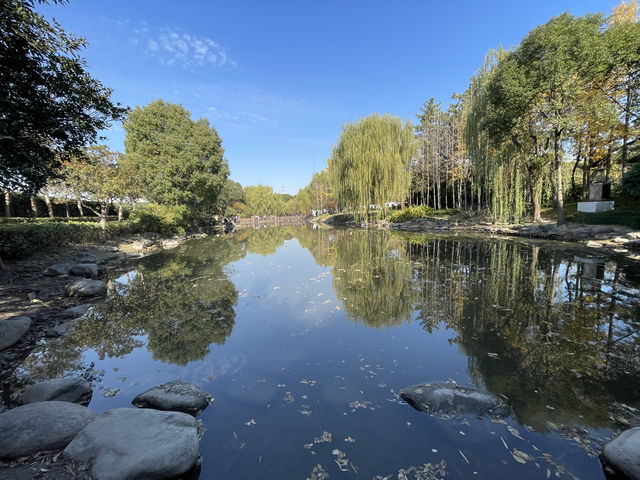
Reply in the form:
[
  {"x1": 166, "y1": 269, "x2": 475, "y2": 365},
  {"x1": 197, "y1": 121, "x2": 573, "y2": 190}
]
[{"x1": 17, "y1": 226, "x2": 640, "y2": 479}]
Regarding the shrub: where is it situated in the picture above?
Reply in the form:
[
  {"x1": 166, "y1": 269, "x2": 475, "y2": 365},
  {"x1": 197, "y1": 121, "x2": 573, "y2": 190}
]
[
  {"x1": 388, "y1": 206, "x2": 459, "y2": 223},
  {"x1": 619, "y1": 163, "x2": 640, "y2": 198},
  {"x1": 130, "y1": 203, "x2": 207, "y2": 235}
]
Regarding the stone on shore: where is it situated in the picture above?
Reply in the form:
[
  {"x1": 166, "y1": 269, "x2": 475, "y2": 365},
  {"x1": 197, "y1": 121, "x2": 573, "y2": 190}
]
[
  {"x1": 0, "y1": 316, "x2": 31, "y2": 351},
  {"x1": 73, "y1": 252, "x2": 97, "y2": 263},
  {"x1": 400, "y1": 381, "x2": 511, "y2": 417},
  {"x1": 69, "y1": 263, "x2": 99, "y2": 279},
  {"x1": 64, "y1": 408, "x2": 201, "y2": 480},
  {"x1": 19, "y1": 377, "x2": 92, "y2": 406},
  {"x1": 132, "y1": 381, "x2": 212, "y2": 416},
  {"x1": 66, "y1": 279, "x2": 107, "y2": 297},
  {"x1": 0, "y1": 401, "x2": 97, "y2": 460},
  {"x1": 601, "y1": 427, "x2": 640, "y2": 480},
  {"x1": 44, "y1": 263, "x2": 72, "y2": 277}
]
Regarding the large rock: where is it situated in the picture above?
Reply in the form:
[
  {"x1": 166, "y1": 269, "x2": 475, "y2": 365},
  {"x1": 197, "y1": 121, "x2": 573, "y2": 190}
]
[
  {"x1": 69, "y1": 263, "x2": 99, "y2": 279},
  {"x1": 62, "y1": 304, "x2": 93, "y2": 319},
  {"x1": 19, "y1": 377, "x2": 92, "y2": 405},
  {"x1": 44, "y1": 263, "x2": 72, "y2": 277},
  {"x1": 0, "y1": 401, "x2": 97, "y2": 460},
  {"x1": 73, "y1": 252, "x2": 97, "y2": 263},
  {"x1": 400, "y1": 382, "x2": 511, "y2": 417},
  {"x1": 132, "y1": 381, "x2": 212, "y2": 416},
  {"x1": 64, "y1": 408, "x2": 201, "y2": 480},
  {"x1": 66, "y1": 279, "x2": 107, "y2": 297},
  {"x1": 0, "y1": 316, "x2": 31, "y2": 351},
  {"x1": 601, "y1": 427, "x2": 640, "y2": 480}
]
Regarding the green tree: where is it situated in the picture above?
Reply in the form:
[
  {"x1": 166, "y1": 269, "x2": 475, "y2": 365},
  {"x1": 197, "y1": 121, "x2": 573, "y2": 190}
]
[
  {"x1": 243, "y1": 184, "x2": 284, "y2": 216},
  {"x1": 0, "y1": 0, "x2": 127, "y2": 192},
  {"x1": 123, "y1": 99, "x2": 228, "y2": 213},
  {"x1": 330, "y1": 114, "x2": 416, "y2": 220}
]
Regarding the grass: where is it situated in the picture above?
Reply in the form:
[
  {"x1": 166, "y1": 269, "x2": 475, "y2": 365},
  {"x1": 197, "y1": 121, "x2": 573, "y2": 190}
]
[{"x1": 387, "y1": 206, "x2": 459, "y2": 223}]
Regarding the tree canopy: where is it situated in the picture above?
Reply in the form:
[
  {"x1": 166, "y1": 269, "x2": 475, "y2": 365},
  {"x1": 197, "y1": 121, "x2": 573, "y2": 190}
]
[
  {"x1": 123, "y1": 99, "x2": 228, "y2": 212},
  {"x1": 0, "y1": 0, "x2": 127, "y2": 192}
]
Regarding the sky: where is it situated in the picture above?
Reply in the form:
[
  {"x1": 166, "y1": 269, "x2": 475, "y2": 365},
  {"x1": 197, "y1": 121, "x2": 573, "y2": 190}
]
[{"x1": 39, "y1": 0, "x2": 620, "y2": 195}]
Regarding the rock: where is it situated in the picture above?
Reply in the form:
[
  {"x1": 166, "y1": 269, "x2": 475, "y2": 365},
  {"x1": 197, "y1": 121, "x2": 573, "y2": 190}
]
[
  {"x1": 104, "y1": 246, "x2": 119, "y2": 252},
  {"x1": 62, "y1": 304, "x2": 93, "y2": 319},
  {"x1": 586, "y1": 240, "x2": 603, "y2": 248},
  {"x1": 400, "y1": 382, "x2": 511, "y2": 417},
  {"x1": 595, "y1": 233, "x2": 612, "y2": 240},
  {"x1": 19, "y1": 377, "x2": 92, "y2": 406},
  {"x1": 44, "y1": 263, "x2": 71, "y2": 277},
  {"x1": 592, "y1": 226, "x2": 614, "y2": 234},
  {"x1": 64, "y1": 408, "x2": 200, "y2": 480},
  {"x1": 132, "y1": 381, "x2": 212, "y2": 416},
  {"x1": 69, "y1": 263, "x2": 99, "y2": 279},
  {"x1": 626, "y1": 232, "x2": 640, "y2": 240},
  {"x1": 66, "y1": 279, "x2": 107, "y2": 298},
  {"x1": 0, "y1": 316, "x2": 31, "y2": 351},
  {"x1": 142, "y1": 239, "x2": 156, "y2": 248},
  {"x1": 73, "y1": 252, "x2": 97, "y2": 263},
  {"x1": 0, "y1": 401, "x2": 97, "y2": 460},
  {"x1": 601, "y1": 428, "x2": 640, "y2": 480},
  {"x1": 161, "y1": 238, "x2": 182, "y2": 250}
]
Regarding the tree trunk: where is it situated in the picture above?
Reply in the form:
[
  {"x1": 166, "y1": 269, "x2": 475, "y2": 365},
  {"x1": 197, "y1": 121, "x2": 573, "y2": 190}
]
[
  {"x1": 99, "y1": 204, "x2": 107, "y2": 243},
  {"x1": 77, "y1": 199, "x2": 84, "y2": 217},
  {"x1": 43, "y1": 191, "x2": 54, "y2": 218},
  {"x1": 30, "y1": 195, "x2": 39, "y2": 218},
  {"x1": 3, "y1": 189, "x2": 10, "y2": 217},
  {"x1": 554, "y1": 130, "x2": 566, "y2": 226},
  {"x1": 65, "y1": 202, "x2": 70, "y2": 218},
  {"x1": 118, "y1": 203, "x2": 124, "y2": 222},
  {"x1": 531, "y1": 178, "x2": 542, "y2": 223}
]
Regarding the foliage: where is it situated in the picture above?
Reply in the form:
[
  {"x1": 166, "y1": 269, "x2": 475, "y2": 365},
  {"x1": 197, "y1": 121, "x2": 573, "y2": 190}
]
[
  {"x1": 123, "y1": 99, "x2": 228, "y2": 211},
  {"x1": 387, "y1": 205, "x2": 458, "y2": 223},
  {"x1": 566, "y1": 197, "x2": 640, "y2": 228},
  {"x1": 215, "y1": 179, "x2": 244, "y2": 215},
  {"x1": 242, "y1": 184, "x2": 284, "y2": 216},
  {"x1": 0, "y1": 0, "x2": 127, "y2": 192},
  {"x1": 330, "y1": 114, "x2": 415, "y2": 220},
  {"x1": 619, "y1": 162, "x2": 640, "y2": 198},
  {"x1": 130, "y1": 203, "x2": 205, "y2": 235},
  {"x1": 0, "y1": 219, "x2": 136, "y2": 259}
]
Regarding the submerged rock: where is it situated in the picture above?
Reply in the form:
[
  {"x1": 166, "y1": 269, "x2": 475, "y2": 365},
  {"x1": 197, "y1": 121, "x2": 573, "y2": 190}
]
[
  {"x1": 132, "y1": 381, "x2": 212, "y2": 416},
  {"x1": 44, "y1": 263, "x2": 72, "y2": 277},
  {"x1": 601, "y1": 427, "x2": 640, "y2": 480},
  {"x1": 69, "y1": 263, "x2": 99, "y2": 279},
  {"x1": 64, "y1": 408, "x2": 201, "y2": 480},
  {"x1": 0, "y1": 316, "x2": 31, "y2": 351},
  {"x1": 0, "y1": 401, "x2": 97, "y2": 460},
  {"x1": 61, "y1": 304, "x2": 93, "y2": 319},
  {"x1": 65, "y1": 279, "x2": 107, "y2": 297},
  {"x1": 400, "y1": 382, "x2": 510, "y2": 417},
  {"x1": 73, "y1": 252, "x2": 97, "y2": 263},
  {"x1": 19, "y1": 377, "x2": 92, "y2": 406}
]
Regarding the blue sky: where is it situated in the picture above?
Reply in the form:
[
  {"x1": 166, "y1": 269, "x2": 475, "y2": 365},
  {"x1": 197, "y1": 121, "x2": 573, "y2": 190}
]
[{"x1": 39, "y1": 0, "x2": 619, "y2": 195}]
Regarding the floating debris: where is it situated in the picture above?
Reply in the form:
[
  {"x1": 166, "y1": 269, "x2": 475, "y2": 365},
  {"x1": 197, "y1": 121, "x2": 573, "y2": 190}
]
[
  {"x1": 300, "y1": 379, "x2": 317, "y2": 387},
  {"x1": 314, "y1": 431, "x2": 332, "y2": 444},
  {"x1": 307, "y1": 464, "x2": 330, "y2": 480},
  {"x1": 344, "y1": 436, "x2": 356, "y2": 443},
  {"x1": 459, "y1": 449, "x2": 470, "y2": 464},
  {"x1": 283, "y1": 392, "x2": 294, "y2": 403},
  {"x1": 244, "y1": 419, "x2": 256, "y2": 426},
  {"x1": 103, "y1": 388, "x2": 120, "y2": 397}
]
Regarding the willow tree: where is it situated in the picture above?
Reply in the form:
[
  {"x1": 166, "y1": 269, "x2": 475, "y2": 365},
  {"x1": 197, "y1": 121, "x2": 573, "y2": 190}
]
[{"x1": 330, "y1": 114, "x2": 415, "y2": 220}]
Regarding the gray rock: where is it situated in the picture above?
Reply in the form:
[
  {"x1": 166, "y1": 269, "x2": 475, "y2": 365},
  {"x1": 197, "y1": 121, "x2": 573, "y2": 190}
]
[
  {"x1": 161, "y1": 239, "x2": 182, "y2": 250},
  {"x1": 601, "y1": 427, "x2": 640, "y2": 480},
  {"x1": 626, "y1": 232, "x2": 640, "y2": 240},
  {"x1": 66, "y1": 279, "x2": 107, "y2": 298},
  {"x1": 592, "y1": 226, "x2": 614, "y2": 234},
  {"x1": 104, "y1": 246, "x2": 119, "y2": 252},
  {"x1": 132, "y1": 381, "x2": 211, "y2": 416},
  {"x1": 69, "y1": 263, "x2": 99, "y2": 279},
  {"x1": 0, "y1": 316, "x2": 31, "y2": 351},
  {"x1": 0, "y1": 401, "x2": 97, "y2": 460},
  {"x1": 400, "y1": 382, "x2": 511, "y2": 417},
  {"x1": 64, "y1": 408, "x2": 200, "y2": 480},
  {"x1": 142, "y1": 239, "x2": 156, "y2": 248},
  {"x1": 73, "y1": 252, "x2": 97, "y2": 263},
  {"x1": 62, "y1": 304, "x2": 93, "y2": 319},
  {"x1": 44, "y1": 263, "x2": 71, "y2": 277},
  {"x1": 19, "y1": 377, "x2": 92, "y2": 405}
]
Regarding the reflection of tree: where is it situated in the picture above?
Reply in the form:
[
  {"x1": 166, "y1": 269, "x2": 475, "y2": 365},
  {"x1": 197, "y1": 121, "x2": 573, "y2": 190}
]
[
  {"x1": 244, "y1": 226, "x2": 295, "y2": 256},
  {"x1": 400, "y1": 233, "x2": 640, "y2": 430},
  {"x1": 331, "y1": 229, "x2": 417, "y2": 328}
]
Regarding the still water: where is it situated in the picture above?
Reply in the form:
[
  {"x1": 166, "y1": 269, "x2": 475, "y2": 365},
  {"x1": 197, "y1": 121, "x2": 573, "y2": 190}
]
[{"x1": 18, "y1": 226, "x2": 640, "y2": 479}]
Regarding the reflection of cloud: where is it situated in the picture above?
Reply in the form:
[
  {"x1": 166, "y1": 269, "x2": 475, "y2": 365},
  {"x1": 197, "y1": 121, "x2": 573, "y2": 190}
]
[
  {"x1": 208, "y1": 106, "x2": 276, "y2": 125},
  {"x1": 129, "y1": 27, "x2": 236, "y2": 68}
]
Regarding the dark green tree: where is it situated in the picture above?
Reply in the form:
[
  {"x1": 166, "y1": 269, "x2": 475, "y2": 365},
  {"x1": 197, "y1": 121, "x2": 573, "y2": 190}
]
[{"x1": 0, "y1": 0, "x2": 127, "y2": 192}]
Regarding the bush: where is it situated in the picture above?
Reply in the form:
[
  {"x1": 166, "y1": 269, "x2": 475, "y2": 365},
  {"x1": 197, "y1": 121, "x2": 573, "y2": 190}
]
[
  {"x1": 388, "y1": 206, "x2": 459, "y2": 223},
  {"x1": 0, "y1": 216, "x2": 119, "y2": 224},
  {"x1": 130, "y1": 203, "x2": 207, "y2": 235}
]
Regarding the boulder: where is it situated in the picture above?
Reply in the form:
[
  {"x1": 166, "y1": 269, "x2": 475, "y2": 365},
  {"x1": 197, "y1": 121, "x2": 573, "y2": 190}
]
[
  {"x1": 19, "y1": 377, "x2": 92, "y2": 406},
  {"x1": 69, "y1": 263, "x2": 99, "y2": 279},
  {"x1": 44, "y1": 263, "x2": 71, "y2": 277},
  {"x1": 62, "y1": 304, "x2": 93, "y2": 319},
  {"x1": 400, "y1": 382, "x2": 511, "y2": 417},
  {"x1": 64, "y1": 408, "x2": 200, "y2": 480},
  {"x1": 132, "y1": 381, "x2": 212, "y2": 416},
  {"x1": 0, "y1": 401, "x2": 97, "y2": 460},
  {"x1": 142, "y1": 239, "x2": 156, "y2": 248},
  {"x1": 66, "y1": 279, "x2": 107, "y2": 298},
  {"x1": 73, "y1": 252, "x2": 97, "y2": 263},
  {"x1": 0, "y1": 316, "x2": 31, "y2": 351},
  {"x1": 104, "y1": 246, "x2": 119, "y2": 252},
  {"x1": 601, "y1": 427, "x2": 640, "y2": 480}
]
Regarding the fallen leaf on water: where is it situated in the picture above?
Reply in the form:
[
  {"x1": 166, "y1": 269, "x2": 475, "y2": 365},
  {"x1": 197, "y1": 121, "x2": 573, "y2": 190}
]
[
  {"x1": 344, "y1": 436, "x2": 356, "y2": 443},
  {"x1": 508, "y1": 425, "x2": 525, "y2": 441},
  {"x1": 103, "y1": 388, "x2": 120, "y2": 397},
  {"x1": 512, "y1": 449, "x2": 532, "y2": 464},
  {"x1": 459, "y1": 449, "x2": 470, "y2": 464},
  {"x1": 244, "y1": 419, "x2": 256, "y2": 426}
]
